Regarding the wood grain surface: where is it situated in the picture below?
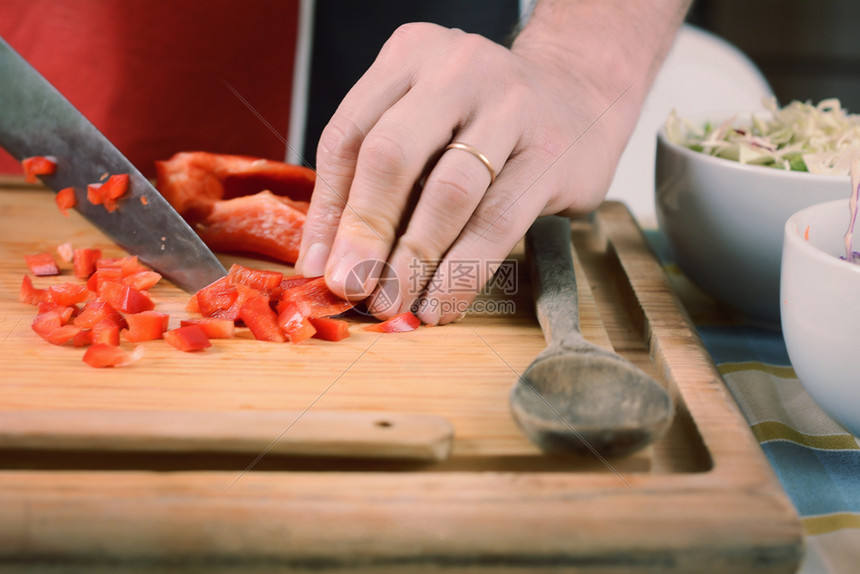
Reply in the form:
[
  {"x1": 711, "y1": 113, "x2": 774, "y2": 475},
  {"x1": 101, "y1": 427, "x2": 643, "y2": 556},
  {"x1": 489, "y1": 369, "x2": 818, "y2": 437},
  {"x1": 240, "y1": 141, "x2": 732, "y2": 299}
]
[{"x1": 0, "y1": 183, "x2": 803, "y2": 572}]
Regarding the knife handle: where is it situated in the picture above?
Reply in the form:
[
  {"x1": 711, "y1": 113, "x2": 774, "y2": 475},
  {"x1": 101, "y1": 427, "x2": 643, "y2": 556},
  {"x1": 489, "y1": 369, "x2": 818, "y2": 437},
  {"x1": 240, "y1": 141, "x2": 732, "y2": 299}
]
[{"x1": 0, "y1": 410, "x2": 454, "y2": 462}]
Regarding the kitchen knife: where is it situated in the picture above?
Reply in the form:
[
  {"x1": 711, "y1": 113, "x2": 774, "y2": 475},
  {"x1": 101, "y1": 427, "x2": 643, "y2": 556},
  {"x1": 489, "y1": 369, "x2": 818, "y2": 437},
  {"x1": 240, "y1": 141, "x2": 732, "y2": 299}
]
[{"x1": 0, "y1": 36, "x2": 226, "y2": 292}]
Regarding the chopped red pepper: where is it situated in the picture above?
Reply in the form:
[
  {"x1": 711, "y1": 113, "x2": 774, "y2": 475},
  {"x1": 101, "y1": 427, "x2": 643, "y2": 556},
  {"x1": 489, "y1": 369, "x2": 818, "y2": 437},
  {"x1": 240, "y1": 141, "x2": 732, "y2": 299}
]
[
  {"x1": 82, "y1": 344, "x2": 144, "y2": 368},
  {"x1": 155, "y1": 152, "x2": 315, "y2": 264},
  {"x1": 92, "y1": 319, "x2": 121, "y2": 346},
  {"x1": 309, "y1": 317, "x2": 351, "y2": 342},
  {"x1": 47, "y1": 282, "x2": 92, "y2": 307},
  {"x1": 164, "y1": 325, "x2": 211, "y2": 352},
  {"x1": 21, "y1": 155, "x2": 57, "y2": 183},
  {"x1": 239, "y1": 294, "x2": 285, "y2": 343},
  {"x1": 97, "y1": 280, "x2": 155, "y2": 314},
  {"x1": 122, "y1": 270, "x2": 162, "y2": 291},
  {"x1": 87, "y1": 174, "x2": 129, "y2": 212},
  {"x1": 31, "y1": 309, "x2": 83, "y2": 345},
  {"x1": 56, "y1": 243, "x2": 74, "y2": 263},
  {"x1": 73, "y1": 300, "x2": 127, "y2": 330},
  {"x1": 277, "y1": 277, "x2": 353, "y2": 319},
  {"x1": 73, "y1": 248, "x2": 102, "y2": 279},
  {"x1": 180, "y1": 318, "x2": 235, "y2": 339},
  {"x1": 194, "y1": 191, "x2": 307, "y2": 263},
  {"x1": 25, "y1": 253, "x2": 60, "y2": 276},
  {"x1": 363, "y1": 312, "x2": 421, "y2": 333},
  {"x1": 123, "y1": 311, "x2": 169, "y2": 342},
  {"x1": 55, "y1": 187, "x2": 76, "y2": 216},
  {"x1": 19, "y1": 276, "x2": 50, "y2": 305},
  {"x1": 277, "y1": 301, "x2": 317, "y2": 344},
  {"x1": 228, "y1": 263, "x2": 284, "y2": 292}
]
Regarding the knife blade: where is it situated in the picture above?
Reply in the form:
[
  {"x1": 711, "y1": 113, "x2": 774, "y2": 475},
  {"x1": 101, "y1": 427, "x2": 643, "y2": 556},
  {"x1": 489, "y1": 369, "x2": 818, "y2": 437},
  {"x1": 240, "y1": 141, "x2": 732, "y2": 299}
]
[{"x1": 0, "y1": 36, "x2": 226, "y2": 292}]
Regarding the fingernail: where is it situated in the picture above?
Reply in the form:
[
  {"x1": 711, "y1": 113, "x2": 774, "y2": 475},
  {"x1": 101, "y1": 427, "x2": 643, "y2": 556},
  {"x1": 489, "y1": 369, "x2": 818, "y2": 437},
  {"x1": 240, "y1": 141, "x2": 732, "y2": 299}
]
[
  {"x1": 330, "y1": 254, "x2": 369, "y2": 299},
  {"x1": 299, "y1": 242, "x2": 330, "y2": 277}
]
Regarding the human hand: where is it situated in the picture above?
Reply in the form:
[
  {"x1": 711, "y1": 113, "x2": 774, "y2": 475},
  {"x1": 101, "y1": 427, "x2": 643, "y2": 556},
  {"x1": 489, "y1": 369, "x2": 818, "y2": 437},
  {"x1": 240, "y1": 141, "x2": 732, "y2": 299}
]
[{"x1": 296, "y1": 2, "x2": 688, "y2": 324}]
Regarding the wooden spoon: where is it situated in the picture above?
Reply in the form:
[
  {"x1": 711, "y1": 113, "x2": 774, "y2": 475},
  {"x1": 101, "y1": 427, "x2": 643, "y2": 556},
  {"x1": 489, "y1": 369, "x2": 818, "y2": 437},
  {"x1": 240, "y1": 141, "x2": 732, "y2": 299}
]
[{"x1": 510, "y1": 216, "x2": 674, "y2": 458}]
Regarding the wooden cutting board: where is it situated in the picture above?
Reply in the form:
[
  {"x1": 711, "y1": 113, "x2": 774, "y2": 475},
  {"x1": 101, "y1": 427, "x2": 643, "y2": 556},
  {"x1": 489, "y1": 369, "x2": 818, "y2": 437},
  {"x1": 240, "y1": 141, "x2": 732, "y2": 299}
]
[{"x1": 0, "y1": 182, "x2": 802, "y2": 572}]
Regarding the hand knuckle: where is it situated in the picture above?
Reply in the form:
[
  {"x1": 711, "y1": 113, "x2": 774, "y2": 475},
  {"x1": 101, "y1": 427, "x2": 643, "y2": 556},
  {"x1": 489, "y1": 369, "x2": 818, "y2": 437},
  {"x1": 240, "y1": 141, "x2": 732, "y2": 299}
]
[{"x1": 360, "y1": 131, "x2": 412, "y2": 179}]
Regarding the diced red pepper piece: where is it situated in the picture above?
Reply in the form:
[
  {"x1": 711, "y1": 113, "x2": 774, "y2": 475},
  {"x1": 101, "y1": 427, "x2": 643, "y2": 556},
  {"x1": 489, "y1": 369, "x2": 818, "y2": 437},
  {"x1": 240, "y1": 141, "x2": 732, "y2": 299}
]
[
  {"x1": 270, "y1": 274, "x2": 314, "y2": 304},
  {"x1": 277, "y1": 277, "x2": 353, "y2": 318},
  {"x1": 122, "y1": 270, "x2": 162, "y2": 291},
  {"x1": 56, "y1": 242, "x2": 74, "y2": 263},
  {"x1": 55, "y1": 187, "x2": 77, "y2": 216},
  {"x1": 228, "y1": 263, "x2": 283, "y2": 292},
  {"x1": 277, "y1": 301, "x2": 317, "y2": 344},
  {"x1": 82, "y1": 344, "x2": 144, "y2": 368},
  {"x1": 73, "y1": 248, "x2": 102, "y2": 279},
  {"x1": 25, "y1": 253, "x2": 60, "y2": 276},
  {"x1": 163, "y1": 325, "x2": 211, "y2": 352},
  {"x1": 31, "y1": 309, "x2": 82, "y2": 345},
  {"x1": 96, "y1": 255, "x2": 147, "y2": 277},
  {"x1": 186, "y1": 293, "x2": 200, "y2": 314},
  {"x1": 72, "y1": 329, "x2": 94, "y2": 347},
  {"x1": 195, "y1": 275, "x2": 239, "y2": 318},
  {"x1": 87, "y1": 266, "x2": 123, "y2": 292},
  {"x1": 363, "y1": 312, "x2": 421, "y2": 333},
  {"x1": 180, "y1": 318, "x2": 235, "y2": 339},
  {"x1": 21, "y1": 155, "x2": 57, "y2": 183},
  {"x1": 92, "y1": 319, "x2": 120, "y2": 346},
  {"x1": 309, "y1": 317, "x2": 351, "y2": 342},
  {"x1": 87, "y1": 174, "x2": 129, "y2": 212},
  {"x1": 123, "y1": 311, "x2": 169, "y2": 342},
  {"x1": 20, "y1": 276, "x2": 50, "y2": 305},
  {"x1": 38, "y1": 302, "x2": 75, "y2": 324},
  {"x1": 74, "y1": 300, "x2": 127, "y2": 330},
  {"x1": 47, "y1": 282, "x2": 92, "y2": 307},
  {"x1": 97, "y1": 280, "x2": 155, "y2": 314},
  {"x1": 239, "y1": 294, "x2": 285, "y2": 343}
]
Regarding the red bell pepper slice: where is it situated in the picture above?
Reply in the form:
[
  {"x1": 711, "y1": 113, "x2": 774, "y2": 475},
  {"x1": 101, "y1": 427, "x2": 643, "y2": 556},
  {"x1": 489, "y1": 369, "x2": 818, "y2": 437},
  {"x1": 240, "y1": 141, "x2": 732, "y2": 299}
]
[
  {"x1": 73, "y1": 248, "x2": 102, "y2": 279},
  {"x1": 55, "y1": 187, "x2": 76, "y2": 216},
  {"x1": 19, "y1": 276, "x2": 50, "y2": 305},
  {"x1": 277, "y1": 277, "x2": 353, "y2": 319},
  {"x1": 363, "y1": 312, "x2": 421, "y2": 333},
  {"x1": 155, "y1": 151, "x2": 316, "y2": 210},
  {"x1": 309, "y1": 317, "x2": 351, "y2": 342},
  {"x1": 123, "y1": 311, "x2": 169, "y2": 342},
  {"x1": 21, "y1": 155, "x2": 57, "y2": 183},
  {"x1": 25, "y1": 253, "x2": 60, "y2": 276},
  {"x1": 277, "y1": 301, "x2": 317, "y2": 344},
  {"x1": 228, "y1": 263, "x2": 284, "y2": 292},
  {"x1": 83, "y1": 344, "x2": 144, "y2": 368},
  {"x1": 194, "y1": 191, "x2": 307, "y2": 264},
  {"x1": 180, "y1": 318, "x2": 235, "y2": 339},
  {"x1": 239, "y1": 294, "x2": 285, "y2": 343},
  {"x1": 164, "y1": 325, "x2": 212, "y2": 352}
]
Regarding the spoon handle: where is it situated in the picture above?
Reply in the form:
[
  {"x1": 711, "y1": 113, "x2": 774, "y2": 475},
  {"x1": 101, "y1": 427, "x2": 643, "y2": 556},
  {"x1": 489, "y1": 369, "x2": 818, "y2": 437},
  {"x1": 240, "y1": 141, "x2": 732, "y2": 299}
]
[{"x1": 525, "y1": 215, "x2": 583, "y2": 346}]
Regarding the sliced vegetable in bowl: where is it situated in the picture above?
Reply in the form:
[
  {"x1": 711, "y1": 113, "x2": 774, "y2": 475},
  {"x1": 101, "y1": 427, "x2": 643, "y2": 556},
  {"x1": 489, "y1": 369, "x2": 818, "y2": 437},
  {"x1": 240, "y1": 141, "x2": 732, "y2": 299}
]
[{"x1": 665, "y1": 97, "x2": 860, "y2": 175}]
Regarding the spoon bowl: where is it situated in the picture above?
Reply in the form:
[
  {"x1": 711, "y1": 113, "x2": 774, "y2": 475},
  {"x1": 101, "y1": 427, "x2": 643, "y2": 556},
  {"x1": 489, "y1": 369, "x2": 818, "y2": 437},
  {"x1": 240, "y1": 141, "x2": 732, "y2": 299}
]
[
  {"x1": 511, "y1": 345, "x2": 674, "y2": 457},
  {"x1": 511, "y1": 216, "x2": 674, "y2": 458}
]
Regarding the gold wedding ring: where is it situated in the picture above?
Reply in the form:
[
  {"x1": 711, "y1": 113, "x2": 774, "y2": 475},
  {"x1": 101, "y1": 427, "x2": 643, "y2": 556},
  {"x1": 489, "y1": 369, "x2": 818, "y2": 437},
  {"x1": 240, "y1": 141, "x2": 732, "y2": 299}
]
[{"x1": 445, "y1": 142, "x2": 496, "y2": 185}]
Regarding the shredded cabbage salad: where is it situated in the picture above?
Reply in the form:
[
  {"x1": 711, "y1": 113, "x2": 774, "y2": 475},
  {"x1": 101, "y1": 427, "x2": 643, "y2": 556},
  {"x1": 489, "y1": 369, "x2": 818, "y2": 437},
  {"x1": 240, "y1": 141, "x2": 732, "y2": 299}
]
[{"x1": 665, "y1": 98, "x2": 860, "y2": 175}]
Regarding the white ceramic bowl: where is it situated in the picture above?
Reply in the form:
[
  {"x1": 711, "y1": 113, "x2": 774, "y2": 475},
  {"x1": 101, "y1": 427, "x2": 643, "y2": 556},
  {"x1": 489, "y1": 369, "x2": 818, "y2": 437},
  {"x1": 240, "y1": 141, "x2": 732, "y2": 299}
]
[
  {"x1": 655, "y1": 116, "x2": 849, "y2": 327},
  {"x1": 781, "y1": 199, "x2": 860, "y2": 437}
]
